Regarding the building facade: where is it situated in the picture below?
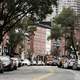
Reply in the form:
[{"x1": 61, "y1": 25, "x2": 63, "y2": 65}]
[
  {"x1": 46, "y1": 29, "x2": 51, "y2": 55},
  {"x1": 33, "y1": 26, "x2": 46, "y2": 57},
  {"x1": 0, "y1": 32, "x2": 10, "y2": 56}
]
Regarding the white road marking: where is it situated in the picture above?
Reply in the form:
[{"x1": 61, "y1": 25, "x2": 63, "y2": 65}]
[{"x1": 33, "y1": 67, "x2": 55, "y2": 80}]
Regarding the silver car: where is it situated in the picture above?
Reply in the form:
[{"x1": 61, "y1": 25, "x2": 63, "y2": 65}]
[{"x1": 0, "y1": 56, "x2": 13, "y2": 71}]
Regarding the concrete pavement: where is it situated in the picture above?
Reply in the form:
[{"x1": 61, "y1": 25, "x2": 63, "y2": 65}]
[{"x1": 0, "y1": 66, "x2": 80, "y2": 80}]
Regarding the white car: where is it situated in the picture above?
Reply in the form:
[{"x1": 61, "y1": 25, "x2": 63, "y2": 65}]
[
  {"x1": 0, "y1": 56, "x2": 13, "y2": 71},
  {"x1": 11, "y1": 58, "x2": 19, "y2": 67},
  {"x1": 22, "y1": 59, "x2": 31, "y2": 66},
  {"x1": 32, "y1": 60, "x2": 37, "y2": 65},
  {"x1": 11, "y1": 57, "x2": 22, "y2": 67},
  {"x1": 37, "y1": 61, "x2": 45, "y2": 65}
]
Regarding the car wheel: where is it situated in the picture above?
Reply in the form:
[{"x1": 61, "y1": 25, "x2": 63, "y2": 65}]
[
  {"x1": 57, "y1": 64, "x2": 61, "y2": 68},
  {"x1": 0, "y1": 69, "x2": 4, "y2": 73},
  {"x1": 0, "y1": 65, "x2": 4, "y2": 73},
  {"x1": 14, "y1": 66, "x2": 17, "y2": 70},
  {"x1": 8, "y1": 65, "x2": 13, "y2": 71}
]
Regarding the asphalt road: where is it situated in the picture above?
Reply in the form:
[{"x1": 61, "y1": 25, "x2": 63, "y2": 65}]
[{"x1": 0, "y1": 66, "x2": 80, "y2": 80}]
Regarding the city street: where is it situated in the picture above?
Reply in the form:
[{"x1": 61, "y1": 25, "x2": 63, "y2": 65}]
[{"x1": 0, "y1": 66, "x2": 80, "y2": 80}]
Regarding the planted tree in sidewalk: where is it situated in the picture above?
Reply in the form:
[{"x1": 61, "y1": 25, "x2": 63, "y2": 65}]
[
  {"x1": 9, "y1": 17, "x2": 37, "y2": 56},
  {"x1": 48, "y1": 22, "x2": 62, "y2": 40},
  {"x1": 0, "y1": 0, "x2": 57, "y2": 44},
  {"x1": 51, "y1": 7, "x2": 77, "y2": 56},
  {"x1": 9, "y1": 29, "x2": 25, "y2": 56},
  {"x1": 48, "y1": 22, "x2": 62, "y2": 56}
]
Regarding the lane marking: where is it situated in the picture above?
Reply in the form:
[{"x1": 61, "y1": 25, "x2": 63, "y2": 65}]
[
  {"x1": 33, "y1": 73, "x2": 53, "y2": 80},
  {"x1": 33, "y1": 68, "x2": 55, "y2": 80}
]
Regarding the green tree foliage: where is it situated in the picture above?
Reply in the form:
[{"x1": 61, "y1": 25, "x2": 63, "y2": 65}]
[
  {"x1": 48, "y1": 22, "x2": 62, "y2": 40},
  {"x1": 14, "y1": 16, "x2": 37, "y2": 32},
  {"x1": 0, "y1": 0, "x2": 57, "y2": 43},
  {"x1": 51, "y1": 7, "x2": 77, "y2": 56},
  {"x1": 55, "y1": 7, "x2": 76, "y2": 28},
  {"x1": 9, "y1": 16, "x2": 37, "y2": 55},
  {"x1": 9, "y1": 29, "x2": 25, "y2": 54}
]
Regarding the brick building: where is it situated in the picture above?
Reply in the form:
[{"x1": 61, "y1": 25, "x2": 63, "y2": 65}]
[
  {"x1": 0, "y1": 32, "x2": 9, "y2": 56},
  {"x1": 28, "y1": 22, "x2": 51, "y2": 59},
  {"x1": 33, "y1": 26, "x2": 46, "y2": 56}
]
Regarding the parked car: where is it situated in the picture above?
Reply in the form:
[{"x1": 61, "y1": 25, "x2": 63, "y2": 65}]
[
  {"x1": 61, "y1": 57, "x2": 69, "y2": 68},
  {"x1": 11, "y1": 58, "x2": 17, "y2": 70},
  {"x1": 22, "y1": 59, "x2": 31, "y2": 66},
  {"x1": 68, "y1": 58, "x2": 75, "y2": 68},
  {"x1": 62, "y1": 55, "x2": 76, "y2": 69},
  {"x1": 0, "y1": 59, "x2": 4, "y2": 73},
  {"x1": 72, "y1": 56, "x2": 80, "y2": 70},
  {"x1": 31, "y1": 60, "x2": 37, "y2": 66},
  {"x1": 18, "y1": 58, "x2": 22, "y2": 67},
  {"x1": 58, "y1": 55, "x2": 77, "y2": 69},
  {"x1": 57, "y1": 57, "x2": 64, "y2": 67},
  {"x1": 52, "y1": 57, "x2": 58, "y2": 66},
  {"x1": 46, "y1": 60, "x2": 53, "y2": 65},
  {"x1": 0, "y1": 56, "x2": 13, "y2": 71},
  {"x1": 45, "y1": 55, "x2": 53, "y2": 66},
  {"x1": 11, "y1": 57, "x2": 22, "y2": 67},
  {"x1": 37, "y1": 60, "x2": 45, "y2": 66},
  {"x1": 57, "y1": 56, "x2": 68, "y2": 68}
]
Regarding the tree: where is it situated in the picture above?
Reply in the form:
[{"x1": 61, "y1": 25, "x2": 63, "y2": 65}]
[
  {"x1": 48, "y1": 22, "x2": 62, "y2": 40},
  {"x1": 51, "y1": 7, "x2": 77, "y2": 56},
  {"x1": 14, "y1": 16, "x2": 37, "y2": 33},
  {"x1": 55, "y1": 7, "x2": 76, "y2": 28},
  {"x1": 9, "y1": 16, "x2": 37, "y2": 54},
  {"x1": 9, "y1": 29, "x2": 25, "y2": 56},
  {"x1": 0, "y1": 0, "x2": 57, "y2": 44}
]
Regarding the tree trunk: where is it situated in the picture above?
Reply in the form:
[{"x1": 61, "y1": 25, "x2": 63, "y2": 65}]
[
  {"x1": 0, "y1": 30, "x2": 3, "y2": 44},
  {"x1": 70, "y1": 28, "x2": 77, "y2": 58}
]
